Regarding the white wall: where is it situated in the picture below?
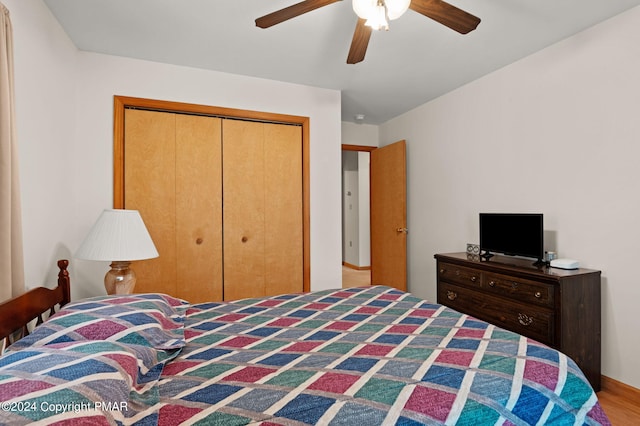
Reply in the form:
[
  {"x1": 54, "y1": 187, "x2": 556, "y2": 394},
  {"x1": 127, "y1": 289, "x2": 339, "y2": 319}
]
[
  {"x1": 380, "y1": 6, "x2": 640, "y2": 389},
  {"x1": 342, "y1": 122, "x2": 379, "y2": 147},
  {"x1": 342, "y1": 151, "x2": 360, "y2": 265},
  {"x1": 341, "y1": 122, "x2": 376, "y2": 268},
  {"x1": 72, "y1": 53, "x2": 342, "y2": 297},
  {"x1": 6, "y1": 1, "x2": 343, "y2": 299},
  {"x1": 341, "y1": 151, "x2": 370, "y2": 268},
  {"x1": 5, "y1": 0, "x2": 78, "y2": 288},
  {"x1": 357, "y1": 152, "x2": 370, "y2": 267}
]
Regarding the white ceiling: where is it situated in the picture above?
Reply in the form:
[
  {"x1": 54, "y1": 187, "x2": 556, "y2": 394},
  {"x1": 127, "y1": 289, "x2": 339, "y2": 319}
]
[{"x1": 44, "y1": 0, "x2": 640, "y2": 124}]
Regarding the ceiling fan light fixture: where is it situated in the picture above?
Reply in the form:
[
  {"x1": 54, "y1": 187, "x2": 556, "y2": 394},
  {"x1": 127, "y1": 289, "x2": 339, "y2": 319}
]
[
  {"x1": 365, "y1": 3, "x2": 389, "y2": 30},
  {"x1": 258, "y1": 0, "x2": 481, "y2": 65},
  {"x1": 353, "y1": 0, "x2": 409, "y2": 31},
  {"x1": 352, "y1": 0, "x2": 377, "y2": 20},
  {"x1": 385, "y1": 0, "x2": 411, "y2": 20}
]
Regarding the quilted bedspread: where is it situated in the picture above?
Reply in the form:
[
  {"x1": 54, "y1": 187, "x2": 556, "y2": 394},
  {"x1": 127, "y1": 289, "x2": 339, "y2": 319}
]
[{"x1": 0, "y1": 286, "x2": 610, "y2": 425}]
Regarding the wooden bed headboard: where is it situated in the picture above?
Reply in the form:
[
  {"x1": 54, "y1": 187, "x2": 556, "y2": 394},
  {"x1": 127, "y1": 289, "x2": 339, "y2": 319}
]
[{"x1": 0, "y1": 259, "x2": 71, "y2": 350}]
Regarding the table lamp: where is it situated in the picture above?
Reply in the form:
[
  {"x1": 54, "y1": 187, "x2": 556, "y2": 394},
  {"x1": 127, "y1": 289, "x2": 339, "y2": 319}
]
[{"x1": 75, "y1": 209, "x2": 158, "y2": 295}]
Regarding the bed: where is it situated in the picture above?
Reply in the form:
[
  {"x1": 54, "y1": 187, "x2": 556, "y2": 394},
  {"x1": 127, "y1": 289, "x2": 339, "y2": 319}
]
[{"x1": 0, "y1": 260, "x2": 610, "y2": 425}]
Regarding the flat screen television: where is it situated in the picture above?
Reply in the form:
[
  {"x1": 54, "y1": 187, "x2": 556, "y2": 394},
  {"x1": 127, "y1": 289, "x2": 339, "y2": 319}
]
[{"x1": 479, "y1": 213, "x2": 544, "y2": 264}]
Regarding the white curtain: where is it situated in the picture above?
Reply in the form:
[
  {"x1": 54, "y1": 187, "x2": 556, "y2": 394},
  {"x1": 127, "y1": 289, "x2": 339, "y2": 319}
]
[{"x1": 0, "y1": 2, "x2": 24, "y2": 301}]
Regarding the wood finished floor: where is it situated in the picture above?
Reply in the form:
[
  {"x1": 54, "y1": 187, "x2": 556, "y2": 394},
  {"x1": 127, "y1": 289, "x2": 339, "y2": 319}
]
[
  {"x1": 598, "y1": 385, "x2": 640, "y2": 424},
  {"x1": 341, "y1": 265, "x2": 639, "y2": 424},
  {"x1": 341, "y1": 266, "x2": 371, "y2": 288}
]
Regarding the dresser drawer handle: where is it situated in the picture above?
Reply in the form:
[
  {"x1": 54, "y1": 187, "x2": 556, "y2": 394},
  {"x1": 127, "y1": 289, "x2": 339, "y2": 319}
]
[
  {"x1": 440, "y1": 269, "x2": 445, "y2": 274},
  {"x1": 534, "y1": 291, "x2": 542, "y2": 298},
  {"x1": 447, "y1": 290, "x2": 458, "y2": 301},
  {"x1": 518, "y1": 313, "x2": 533, "y2": 326},
  {"x1": 512, "y1": 282, "x2": 519, "y2": 289},
  {"x1": 470, "y1": 276, "x2": 477, "y2": 283},
  {"x1": 489, "y1": 281, "x2": 496, "y2": 287}
]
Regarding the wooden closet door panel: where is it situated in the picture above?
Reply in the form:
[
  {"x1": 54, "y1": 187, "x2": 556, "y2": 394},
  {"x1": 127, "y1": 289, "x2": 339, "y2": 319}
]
[
  {"x1": 264, "y1": 124, "x2": 303, "y2": 296},
  {"x1": 176, "y1": 115, "x2": 223, "y2": 303},
  {"x1": 223, "y1": 119, "x2": 266, "y2": 300},
  {"x1": 124, "y1": 109, "x2": 177, "y2": 295}
]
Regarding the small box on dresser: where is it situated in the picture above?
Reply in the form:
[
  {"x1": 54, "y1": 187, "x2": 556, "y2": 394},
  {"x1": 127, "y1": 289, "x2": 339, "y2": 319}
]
[{"x1": 434, "y1": 252, "x2": 602, "y2": 391}]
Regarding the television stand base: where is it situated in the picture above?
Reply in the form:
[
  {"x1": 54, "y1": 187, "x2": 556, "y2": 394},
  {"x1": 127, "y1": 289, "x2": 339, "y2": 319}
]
[{"x1": 480, "y1": 252, "x2": 494, "y2": 260}]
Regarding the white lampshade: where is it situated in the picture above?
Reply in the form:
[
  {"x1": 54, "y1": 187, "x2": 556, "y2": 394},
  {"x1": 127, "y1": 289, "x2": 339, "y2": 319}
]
[{"x1": 75, "y1": 209, "x2": 158, "y2": 261}]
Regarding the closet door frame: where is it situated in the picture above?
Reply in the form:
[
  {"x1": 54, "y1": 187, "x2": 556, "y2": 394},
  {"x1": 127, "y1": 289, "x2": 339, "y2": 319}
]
[{"x1": 113, "y1": 95, "x2": 311, "y2": 293}]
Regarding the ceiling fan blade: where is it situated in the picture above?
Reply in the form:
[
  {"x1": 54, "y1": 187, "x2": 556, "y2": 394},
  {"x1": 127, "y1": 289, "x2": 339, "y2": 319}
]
[
  {"x1": 256, "y1": 0, "x2": 341, "y2": 29},
  {"x1": 409, "y1": 0, "x2": 480, "y2": 34},
  {"x1": 347, "y1": 18, "x2": 372, "y2": 64}
]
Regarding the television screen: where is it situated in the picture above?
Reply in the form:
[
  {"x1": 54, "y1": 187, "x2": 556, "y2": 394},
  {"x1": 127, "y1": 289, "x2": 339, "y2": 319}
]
[{"x1": 479, "y1": 213, "x2": 544, "y2": 261}]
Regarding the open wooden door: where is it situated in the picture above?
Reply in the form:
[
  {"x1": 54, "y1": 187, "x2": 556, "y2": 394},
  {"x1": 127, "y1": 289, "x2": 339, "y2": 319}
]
[{"x1": 371, "y1": 140, "x2": 407, "y2": 291}]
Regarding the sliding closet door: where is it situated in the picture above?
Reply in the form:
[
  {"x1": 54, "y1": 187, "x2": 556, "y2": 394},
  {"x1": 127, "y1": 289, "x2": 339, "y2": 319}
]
[
  {"x1": 264, "y1": 123, "x2": 303, "y2": 296},
  {"x1": 124, "y1": 109, "x2": 177, "y2": 296},
  {"x1": 119, "y1": 100, "x2": 306, "y2": 302},
  {"x1": 223, "y1": 120, "x2": 266, "y2": 300},
  {"x1": 223, "y1": 119, "x2": 303, "y2": 300},
  {"x1": 123, "y1": 109, "x2": 223, "y2": 302},
  {"x1": 175, "y1": 114, "x2": 223, "y2": 302}
]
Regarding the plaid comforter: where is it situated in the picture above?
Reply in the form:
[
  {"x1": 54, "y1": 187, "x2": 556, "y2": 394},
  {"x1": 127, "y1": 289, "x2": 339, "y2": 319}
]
[{"x1": 0, "y1": 286, "x2": 610, "y2": 425}]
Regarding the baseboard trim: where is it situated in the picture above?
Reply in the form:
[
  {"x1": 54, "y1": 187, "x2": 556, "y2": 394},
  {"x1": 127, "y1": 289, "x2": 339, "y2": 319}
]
[
  {"x1": 601, "y1": 375, "x2": 640, "y2": 400},
  {"x1": 342, "y1": 262, "x2": 371, "y2": 271}
]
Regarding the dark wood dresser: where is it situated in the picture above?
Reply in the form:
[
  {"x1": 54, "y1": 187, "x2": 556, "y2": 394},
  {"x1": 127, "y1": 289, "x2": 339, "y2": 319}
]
[{"x1": 434, "y1": 252, "x2": 601, "y2": 391}]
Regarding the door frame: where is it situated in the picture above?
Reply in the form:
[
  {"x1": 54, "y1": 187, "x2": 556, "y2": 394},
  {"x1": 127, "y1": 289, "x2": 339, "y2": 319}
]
[
  {"x1": 341, "y1": 144, "x2": 376, "y2": 274},
  {"x1": 342, "y1": 143, "x2": 407, "y2": 291},
  {"x1": 113, "y1": 96, "x2": 311, "y2": 293}
]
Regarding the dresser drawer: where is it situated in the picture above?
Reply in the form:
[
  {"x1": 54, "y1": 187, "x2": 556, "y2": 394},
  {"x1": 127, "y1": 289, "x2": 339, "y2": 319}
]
[
  {"x1": 437, "y1": 282, "x2": 555, "y2": 346},
  {"x1": 437, "y1": 262, "x2": 482, "y2": 288},
  {"x1": 481, "y1": 272, "x2": 554, "y2": 308},
  {"x1": 434, "y1": 252, "x2": 602, "y2": 391}
]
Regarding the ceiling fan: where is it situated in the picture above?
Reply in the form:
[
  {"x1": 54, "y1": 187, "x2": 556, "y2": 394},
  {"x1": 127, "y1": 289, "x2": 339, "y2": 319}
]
[{"x1": 255, "y1": 0, "x2": 481, "y2": 64}]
